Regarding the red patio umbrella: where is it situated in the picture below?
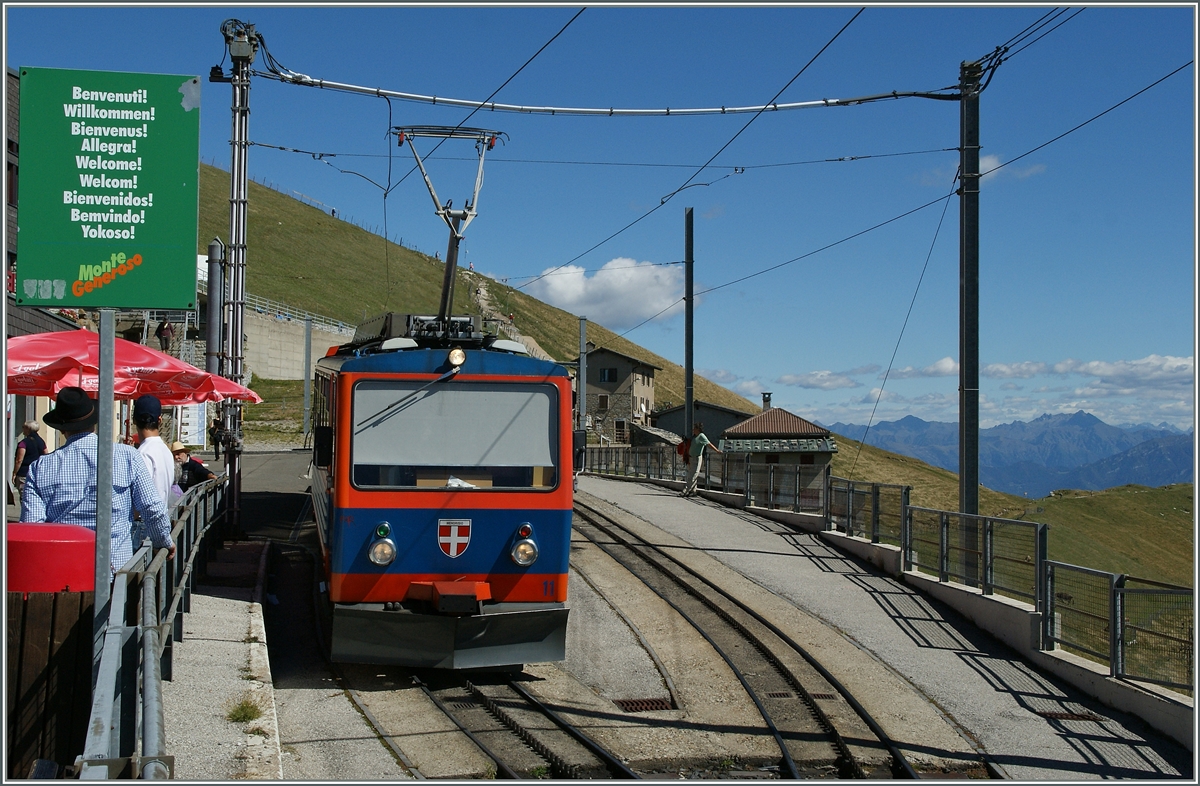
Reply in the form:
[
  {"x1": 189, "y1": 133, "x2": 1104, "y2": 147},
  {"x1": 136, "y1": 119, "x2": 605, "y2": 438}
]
[{"x1": 6, "y1": 329, "x2": 263, "y2": 405}]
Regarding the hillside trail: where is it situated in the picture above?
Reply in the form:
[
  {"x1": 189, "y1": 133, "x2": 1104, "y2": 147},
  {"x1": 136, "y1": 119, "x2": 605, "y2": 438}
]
[{"x1": 466, "y1": 272, "x2": 556, "y2": 362}]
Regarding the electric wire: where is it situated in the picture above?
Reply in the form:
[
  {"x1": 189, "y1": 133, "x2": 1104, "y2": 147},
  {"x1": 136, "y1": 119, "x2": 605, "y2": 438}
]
[
  {"x1": 1002, "y1": 8, "x2": 1086, "y2": 60},
  {"x1": 518, "y1": 7, "x2": 865, "y2": 293},
  {"x1": 246, "y1": 145, "x2": 956, "y2": 169},
  {"x1": 982, "y1": 60, "x2": 1193, "y2": 178},
  {"x1": 605, "y1": 58, "x2": 1192, "y2": 346},
  {"x1": 846, "y1": 176, "x2": 957, "y2": 482}
]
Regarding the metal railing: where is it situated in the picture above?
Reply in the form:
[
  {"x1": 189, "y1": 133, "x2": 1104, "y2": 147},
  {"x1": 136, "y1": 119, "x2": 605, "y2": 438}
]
[
  {"x1": 905, "y1": 505, "x2": 1046, "y2": 604},
  {"x1": 584, "y1": 453, "x2": 1193, "y2": 690},
  {"x1": 77, "y1": 476, "x2": 227, "y2": 779},
  {"x1": 828, "y1": 477, "x2": 910, "y2": 546},
  {"x1": 1045, "y1": 564, "x2": 1194, "y2": 691},
  {"x1": 583, "y1": 446, "x2": 828, "y2": 512},
  {"x1": 196, "y1": 279, "x2": 355, "y2": 336}
]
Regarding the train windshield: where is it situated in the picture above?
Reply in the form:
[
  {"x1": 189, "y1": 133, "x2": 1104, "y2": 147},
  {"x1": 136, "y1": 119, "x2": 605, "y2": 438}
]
[{"x1": 351, "y1": 379, "x2": 558, "y2": 489}]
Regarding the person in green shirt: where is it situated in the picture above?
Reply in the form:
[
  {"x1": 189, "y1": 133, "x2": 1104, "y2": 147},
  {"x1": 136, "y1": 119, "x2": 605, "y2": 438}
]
[{"x1": 681, "y1": 422, "x2": 721, "y2": 497}]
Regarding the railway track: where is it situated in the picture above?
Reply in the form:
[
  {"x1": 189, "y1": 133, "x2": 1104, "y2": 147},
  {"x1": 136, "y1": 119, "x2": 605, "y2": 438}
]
[
  {"x1": 414, "y1": 673, "x2": 639, "y2": 779},
  {"x1": 573, "y1": 497, "x2": 920, "y2": 779},
  {"x1": 292, "y1": 544, "x2": 636, "y2": 779}
]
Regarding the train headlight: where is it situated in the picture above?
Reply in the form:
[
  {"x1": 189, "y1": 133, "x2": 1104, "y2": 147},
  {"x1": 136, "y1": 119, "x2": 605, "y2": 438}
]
[
  {"x1": 448, "y1": 347, "x2": 466, "y2": 367},
  {"x1": 511, "y1": 539, "x2": 538, "y2": 567},
  {"x1": 368, "y1": 538, "x2": 397, "y2": 566}
]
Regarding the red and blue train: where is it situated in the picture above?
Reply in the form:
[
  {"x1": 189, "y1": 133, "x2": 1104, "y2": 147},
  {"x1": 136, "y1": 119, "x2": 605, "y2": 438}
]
[{"x1": 309, "y1": 312, "x2": 581, "y2": 669}]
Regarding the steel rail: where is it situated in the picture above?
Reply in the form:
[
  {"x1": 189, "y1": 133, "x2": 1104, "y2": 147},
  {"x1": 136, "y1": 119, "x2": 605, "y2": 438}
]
[
  {"x1": 575, "y1": 498, "x2": 923, "y2": 779},
  {"x1": 572, "y1": 507, "x2": 804, "y2": 779},
  {"x1": 505, "y1": 679, "x2": 640, "y2": 779},
  {"x1": 410, "y1": 676, "x2": 522, "y2": 779},
  {"x1": 301, "y1": 546, "x2": 426, "y2": 778}
]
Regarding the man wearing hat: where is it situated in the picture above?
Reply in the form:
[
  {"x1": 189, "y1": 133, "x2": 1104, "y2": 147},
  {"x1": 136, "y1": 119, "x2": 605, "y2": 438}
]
[
  {"x1": 172, "y1": 442, "x2": 216, "y2": 492},
  {"x1": 20, "y1": 387, "x2": 175, "y2": 574}
]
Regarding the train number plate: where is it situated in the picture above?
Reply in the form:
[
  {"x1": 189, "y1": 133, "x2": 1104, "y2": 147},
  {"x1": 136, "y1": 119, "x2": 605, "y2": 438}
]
[{"x1": 438, "y1": 519, "x2": 472, "y2": 558}]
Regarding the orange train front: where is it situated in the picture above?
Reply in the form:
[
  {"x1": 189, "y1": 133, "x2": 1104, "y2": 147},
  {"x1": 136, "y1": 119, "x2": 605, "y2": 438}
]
[{"x1": 309, "y1": 313, "x2": 580, "y2": 669}]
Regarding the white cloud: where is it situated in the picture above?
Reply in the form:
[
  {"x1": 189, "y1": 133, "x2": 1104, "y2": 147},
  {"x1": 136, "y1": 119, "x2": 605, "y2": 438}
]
[
  {"x1": 777, "y1": 370, "x2": 860, "y2": 390},
  {"x1": 524, "y1": 257, "x2": 683, "y2": 330},
  {"x1": 888, "y1": 356, "x2": 958, "y2": 379},
  {"x1": 734, "y1": 379, "x2": 766, "y2": 397},
  {"x1": 697, "y1": 368, "x2": 739, "y2": 385},
  {"x1": 983, "y1": 361, "x2": 1048, "y2": 379},
  {"x1": 980, "y1": 154, "x2": 1045, "y2": 183},
  {"x1": 1051, "y1": 355, "x2": 1193, "y2": 388}
]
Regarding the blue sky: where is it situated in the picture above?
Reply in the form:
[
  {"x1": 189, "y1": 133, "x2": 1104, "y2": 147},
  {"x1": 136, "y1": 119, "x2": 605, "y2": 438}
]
[{"x1": 6, "y1": 4, "x2": 1196, "y2": 430}]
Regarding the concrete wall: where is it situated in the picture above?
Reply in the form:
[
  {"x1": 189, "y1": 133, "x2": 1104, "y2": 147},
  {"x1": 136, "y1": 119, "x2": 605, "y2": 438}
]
[{"x1": 243, "y1": 311, "x2": 347, "y2": 381}]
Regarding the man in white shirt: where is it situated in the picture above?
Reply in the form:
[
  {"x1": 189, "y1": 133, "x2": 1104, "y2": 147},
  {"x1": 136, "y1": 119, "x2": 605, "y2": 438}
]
[{"x1": 134, "y1": 395, "x2": 175, "y2": 542}]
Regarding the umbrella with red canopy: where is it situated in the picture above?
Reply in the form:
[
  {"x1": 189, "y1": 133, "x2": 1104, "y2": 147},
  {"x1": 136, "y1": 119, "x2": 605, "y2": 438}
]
[{"x1": 6, "y1": 329, "x2": 263, "y2": 405}]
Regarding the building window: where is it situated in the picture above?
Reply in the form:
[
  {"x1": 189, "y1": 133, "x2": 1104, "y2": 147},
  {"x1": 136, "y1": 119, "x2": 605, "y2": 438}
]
[
  {"x1": 765, "y1": 454, "x2": 780, "y2": 464},
  {"x1": 599, "y1": 368, "x2": 617, "y2": 383},
  {"x1": 597, "y1": 394, "x2": 609, "y2": 411},
  {"x1": 6, "y1": 160, "x2": 17, "y2": 207},
  {"x1": 800, "y1": 454, "x2": 815, "y2": 465}
]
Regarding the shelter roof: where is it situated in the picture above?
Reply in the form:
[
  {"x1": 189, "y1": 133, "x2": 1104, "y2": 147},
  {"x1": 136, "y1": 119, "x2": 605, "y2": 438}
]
[
  {"x1": 654, "y1": 399, "x2": 757, "y2": 418},
  {"x1": 575, "y1": 346, "x2": 662, "y2": 370},
  {"x1": 722, "y1": 407, "x2": 831, "y2": 438}
]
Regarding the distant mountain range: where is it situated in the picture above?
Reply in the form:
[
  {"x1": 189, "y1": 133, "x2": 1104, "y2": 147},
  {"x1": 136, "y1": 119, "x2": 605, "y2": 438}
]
[{"x1": 822, "y1": 412, "x2": 1193, "y2": 497}]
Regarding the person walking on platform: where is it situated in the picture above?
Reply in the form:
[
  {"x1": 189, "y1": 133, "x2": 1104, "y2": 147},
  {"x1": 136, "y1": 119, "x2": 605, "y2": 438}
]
[
  {"x1": 12, "y1": 420, "x2": 48, "y2": 500},
  {"x1": 681, "y1": 422, "x2": 721, "y2": 497},
  {"x1": 154, "y1": 318, "x2": 174, "y2": 352},
  {"x1": 19, "y1": 387, "x2": 175, "y2": 575},
  {"x1": 208, "y1": 418, "x2": 225, "y2": 460}
]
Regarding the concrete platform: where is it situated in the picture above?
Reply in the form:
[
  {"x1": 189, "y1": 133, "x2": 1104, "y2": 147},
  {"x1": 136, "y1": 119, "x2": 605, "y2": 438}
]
[{"x1": 161, "y1": 541, "x2": 283, "y2": 780}]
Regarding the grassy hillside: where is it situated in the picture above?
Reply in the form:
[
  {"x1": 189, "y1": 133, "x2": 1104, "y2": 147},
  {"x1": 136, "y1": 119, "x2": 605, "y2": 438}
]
[
  {"x1": 1024, "y1": 485, "x2": 1193, "y2": 587},
  {"x1": 198, "y1": 164, "x2": 479, "y2": 323},
  {"x1": 198, "y1": 164, "x2": 757, "y2": 415},
  {"x1": 830, "y1": 436, "x2": 1193, "y2": 586}
]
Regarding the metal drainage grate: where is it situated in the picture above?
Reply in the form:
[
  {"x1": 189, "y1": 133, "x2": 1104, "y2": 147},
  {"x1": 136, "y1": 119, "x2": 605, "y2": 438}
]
[
  {"x1": 809, "y1": 693, "x2": 837, "y2": 701},
  {"x1": 449, "y1": 700, "x2": 478, "y2": 711},
  {"x1": 766, "y1": 692, "x2": 794, "y2": 699},
  {"x1": 613, "y1": 698, "x2": 673, "y2": 713},
  {"x1": 1036, "y1": 711, "x2": 1106, "y2": 722}
]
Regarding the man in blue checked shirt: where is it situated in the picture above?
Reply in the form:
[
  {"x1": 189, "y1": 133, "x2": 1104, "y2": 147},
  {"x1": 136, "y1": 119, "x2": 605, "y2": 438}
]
[{"x1": 20, "y1": 387, "x2": 176, "y2": 574}]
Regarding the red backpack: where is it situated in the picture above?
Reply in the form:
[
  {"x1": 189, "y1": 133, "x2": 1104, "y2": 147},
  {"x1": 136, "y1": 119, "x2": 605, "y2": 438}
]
[{"x1": 676, "y1": 438, "x2": 691, "y2": 458}]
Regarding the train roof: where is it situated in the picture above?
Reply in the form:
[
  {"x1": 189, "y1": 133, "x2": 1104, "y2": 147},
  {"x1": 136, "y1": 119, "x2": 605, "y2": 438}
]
[
  {"x1": 317, "y1": 343, "x2": 568, "y2": 378},
  {"x1": 316, "y1": 311, "x2": 569, "y2": 377}
]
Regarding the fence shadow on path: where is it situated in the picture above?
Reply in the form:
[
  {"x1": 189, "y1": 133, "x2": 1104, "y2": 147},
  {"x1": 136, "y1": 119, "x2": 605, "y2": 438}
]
[{"x1": 761, "y1": 527, "x2": 1191, "y2": 779}]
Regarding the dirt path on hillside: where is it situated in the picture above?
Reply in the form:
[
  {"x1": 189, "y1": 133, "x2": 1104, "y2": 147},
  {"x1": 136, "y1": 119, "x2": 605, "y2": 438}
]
[{"x1": 466, "y1": 271, "x2": 556, "y2": 361}]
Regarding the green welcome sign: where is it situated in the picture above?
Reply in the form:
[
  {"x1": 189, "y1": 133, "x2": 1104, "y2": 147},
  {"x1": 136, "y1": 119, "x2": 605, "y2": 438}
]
[{"x1": 16, "y1": 67, "x2": 201, "y2": 309}]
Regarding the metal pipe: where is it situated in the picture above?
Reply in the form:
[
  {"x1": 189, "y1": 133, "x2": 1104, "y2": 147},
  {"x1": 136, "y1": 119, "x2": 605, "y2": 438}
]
[
  {"x1": 684, "y1": 208, "x2": 694, "y2": 436},
  {"x1": 94, "y1": 309, "x2": 115, "y2": 678},
  {"x1": 958, "y1": 60, "x2": 982, "y2": 522},
  {"x1": 578, "y1": 317, "x2": 587, "y2": 430},
  {"x1": 436, "y1": 215, "x2": 463, "y2": 323},
  {"x1": 141, "y1": 574, "x2": 169, "y2": 778},
  {"x1": 205, "y1": 238, "x2": 225, "y2": 375},
  {"x1": 225, "y1": 42, "x2": 253, "y2": 536}
]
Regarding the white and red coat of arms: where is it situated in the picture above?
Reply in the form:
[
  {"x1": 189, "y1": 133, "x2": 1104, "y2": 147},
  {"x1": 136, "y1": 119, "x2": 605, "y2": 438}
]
[{"x1": 438, "y1": 519, "x2": 471, "y2": 558}]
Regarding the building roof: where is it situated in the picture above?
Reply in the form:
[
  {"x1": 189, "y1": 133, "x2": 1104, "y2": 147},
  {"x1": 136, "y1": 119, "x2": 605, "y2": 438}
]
[
  {"x1": 574, "y1": 346, "x2": 662, "y2": 371},
  {"x1": 631, "y1": 423, "x2": 684, "y2": 445},
  {"x1": 722, "y1": 407, "x2": 831, "y2": 438},
  {"x1": 654, "y1": 399, "x2": 757, "y2": 418}
]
